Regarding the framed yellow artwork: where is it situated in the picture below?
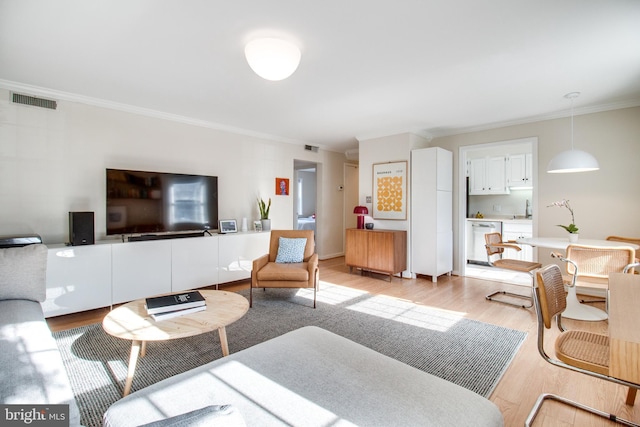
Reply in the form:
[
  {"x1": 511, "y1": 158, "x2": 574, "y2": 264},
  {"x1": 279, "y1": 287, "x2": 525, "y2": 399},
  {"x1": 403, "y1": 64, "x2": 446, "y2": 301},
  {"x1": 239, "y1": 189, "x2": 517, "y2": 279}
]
[{"x1": 372, "y1": 161, "x2": 407, "y2": 220}]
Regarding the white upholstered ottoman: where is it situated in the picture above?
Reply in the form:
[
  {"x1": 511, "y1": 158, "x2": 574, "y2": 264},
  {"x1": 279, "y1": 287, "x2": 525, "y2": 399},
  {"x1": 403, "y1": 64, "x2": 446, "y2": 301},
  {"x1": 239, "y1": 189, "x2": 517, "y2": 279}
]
[{"x1": 104, "y1": 326, "x2": 503, "y2": 427}]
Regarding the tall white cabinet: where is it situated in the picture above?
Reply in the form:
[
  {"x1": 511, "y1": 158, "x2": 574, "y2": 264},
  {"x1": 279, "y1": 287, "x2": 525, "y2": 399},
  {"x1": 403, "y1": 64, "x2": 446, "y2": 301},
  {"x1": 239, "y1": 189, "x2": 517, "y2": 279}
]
[{"x1": 411, "y1": 147, "x2": 453, "y2": 282}]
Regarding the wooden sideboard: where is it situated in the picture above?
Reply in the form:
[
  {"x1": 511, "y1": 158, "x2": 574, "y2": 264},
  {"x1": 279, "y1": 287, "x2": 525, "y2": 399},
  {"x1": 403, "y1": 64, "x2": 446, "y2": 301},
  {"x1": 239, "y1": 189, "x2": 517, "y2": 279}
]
[{"x1": 345, "y1": 228, "x2": 407, "y2": 281}]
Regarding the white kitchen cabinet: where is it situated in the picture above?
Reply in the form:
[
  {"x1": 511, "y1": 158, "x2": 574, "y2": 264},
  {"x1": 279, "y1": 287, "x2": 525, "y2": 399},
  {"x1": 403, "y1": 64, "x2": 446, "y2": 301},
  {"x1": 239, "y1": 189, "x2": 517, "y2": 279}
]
[
  {"x1": 468, "y1": 156, "x2": 509, "y2": 195},
  {"x1": 112, "y1": 239, "x2": 172, "y2": 304},
  {"x1": 44, "y1": 244, "x2": 112, "y2": 317},
  {"x1": 507, "y1": 153, "x2": 533, "y2": 188},
  {"x1": 411, "y1": 147, "x2": 453, "y2": 282},
  {"x1": 469, "y1": 158, "x2": 486, "y2": 194},
  {"x1": 218, "y1": 232, "x2": 270, "y2": 283},
  {"x1": 502, "y1": 221, "x2": 533, "y2": 261},
  {"x1": 171, "y1": 236, "x2": 219, "y2": 292}
]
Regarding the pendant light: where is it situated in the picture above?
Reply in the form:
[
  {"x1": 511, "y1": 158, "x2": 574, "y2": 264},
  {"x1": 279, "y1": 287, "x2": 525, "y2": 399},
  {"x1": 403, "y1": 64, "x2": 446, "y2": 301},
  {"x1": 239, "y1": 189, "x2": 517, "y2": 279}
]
[
  {"x1": 244, "y1": 38, "x2": 301, "y2": 81},
  {"x1": 547, "y1": 92, "x2": 599, "y2": 173}
]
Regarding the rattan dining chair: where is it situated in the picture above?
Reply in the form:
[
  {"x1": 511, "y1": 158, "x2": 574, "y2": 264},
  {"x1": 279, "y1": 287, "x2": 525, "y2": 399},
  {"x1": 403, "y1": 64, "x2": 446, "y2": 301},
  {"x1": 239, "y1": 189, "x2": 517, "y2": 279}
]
[
  {"x1": 484, "y1": 232, "x2": 542, "y2": 308},
  {"x1": 607, "y1": 236, "x2": 640, "y2": 269},
  {"x1": 607, "y1": 235, "x2": 640, "y2": 247},
  {"x1": 525, "y1": 264, "x2": 640, "y2": 426},
  {"x1": 553, "y1": 244, "x2": 636, "y2": 307}
]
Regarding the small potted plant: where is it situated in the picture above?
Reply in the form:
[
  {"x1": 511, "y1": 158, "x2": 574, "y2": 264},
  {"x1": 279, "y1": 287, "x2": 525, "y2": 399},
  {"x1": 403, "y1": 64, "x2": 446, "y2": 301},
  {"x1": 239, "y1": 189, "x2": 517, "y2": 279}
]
[
  {"x1": 257, "y1": 197, "x2": 271, "y2": 231},
  {"x1": 547, "y1": 199, "x2": 579, "y2": 242}
]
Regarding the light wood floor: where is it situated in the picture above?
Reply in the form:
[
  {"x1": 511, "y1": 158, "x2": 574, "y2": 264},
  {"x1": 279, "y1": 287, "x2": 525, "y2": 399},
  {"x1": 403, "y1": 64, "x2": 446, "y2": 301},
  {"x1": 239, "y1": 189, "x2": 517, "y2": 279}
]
[{"x1": 47, "y1": 257, "x2": 639, "y2": 427}]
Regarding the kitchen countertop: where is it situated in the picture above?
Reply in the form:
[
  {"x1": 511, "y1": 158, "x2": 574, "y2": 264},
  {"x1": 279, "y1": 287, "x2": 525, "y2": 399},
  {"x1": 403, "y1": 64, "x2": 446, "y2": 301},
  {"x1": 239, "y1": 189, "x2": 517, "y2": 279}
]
[{"x1": 467, "y1": 217, "x2": 532, "y2": 223}]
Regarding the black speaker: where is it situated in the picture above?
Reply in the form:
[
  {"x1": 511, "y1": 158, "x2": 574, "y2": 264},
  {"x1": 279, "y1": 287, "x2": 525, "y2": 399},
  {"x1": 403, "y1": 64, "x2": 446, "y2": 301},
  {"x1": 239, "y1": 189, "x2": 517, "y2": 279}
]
[{"x1": 69, "y1": 212, "x2": 95, "y2": 246}]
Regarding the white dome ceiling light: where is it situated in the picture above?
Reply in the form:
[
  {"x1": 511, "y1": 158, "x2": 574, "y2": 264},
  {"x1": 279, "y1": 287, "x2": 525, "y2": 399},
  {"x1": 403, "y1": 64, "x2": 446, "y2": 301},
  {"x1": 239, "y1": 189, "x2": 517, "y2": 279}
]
[
  {"x1": 244, "y1": 38, "x2": 301, "y2": 81},
  {"x1": 547, "y1": 92, "x2": 600, "y2": 174}
]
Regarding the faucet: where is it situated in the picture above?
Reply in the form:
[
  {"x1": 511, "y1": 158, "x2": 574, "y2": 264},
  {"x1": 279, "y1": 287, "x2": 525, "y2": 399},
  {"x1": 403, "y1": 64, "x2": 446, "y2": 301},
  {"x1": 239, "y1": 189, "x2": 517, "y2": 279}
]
[{"x1": 525, "y1": 199, "x2": 532, "y2": 218}]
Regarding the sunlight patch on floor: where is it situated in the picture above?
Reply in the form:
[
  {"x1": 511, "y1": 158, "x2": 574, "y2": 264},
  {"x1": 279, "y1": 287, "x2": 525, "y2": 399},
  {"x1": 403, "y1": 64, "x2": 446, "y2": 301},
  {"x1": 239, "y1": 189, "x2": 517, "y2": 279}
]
[
  {"x1": 465, "y1": 264, "x2": 532, "y2": 286},
  {"x1": 345, "y1": 294, "x2": 465, "y2": 332},
  {"x1": 296, "y1": 281, "x2": 466, "y2": 332}
]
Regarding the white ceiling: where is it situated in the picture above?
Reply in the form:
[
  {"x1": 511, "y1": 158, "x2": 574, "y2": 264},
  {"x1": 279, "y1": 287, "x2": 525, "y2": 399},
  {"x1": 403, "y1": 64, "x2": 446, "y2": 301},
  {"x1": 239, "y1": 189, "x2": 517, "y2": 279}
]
[{"x1": 1, "y1": 0, "x2": 639, "y2": 153}]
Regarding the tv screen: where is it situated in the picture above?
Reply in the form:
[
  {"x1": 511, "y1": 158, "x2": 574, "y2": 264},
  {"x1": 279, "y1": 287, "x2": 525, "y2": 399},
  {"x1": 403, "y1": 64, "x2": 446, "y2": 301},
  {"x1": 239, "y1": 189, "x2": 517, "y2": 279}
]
[{"x1": 106, "y1": 169, "x2": 218, "y2": 235}]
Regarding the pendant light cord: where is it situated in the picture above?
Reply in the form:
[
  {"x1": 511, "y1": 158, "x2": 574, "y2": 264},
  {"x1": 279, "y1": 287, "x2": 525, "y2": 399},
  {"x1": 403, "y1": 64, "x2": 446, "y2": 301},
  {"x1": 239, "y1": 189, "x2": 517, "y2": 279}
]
[
  {"x1": 565, "y1": 91, "x2": 579, "y2": 150},
  {"x1": 570, "y1": 96, "x2": 574, "y2": 150}
]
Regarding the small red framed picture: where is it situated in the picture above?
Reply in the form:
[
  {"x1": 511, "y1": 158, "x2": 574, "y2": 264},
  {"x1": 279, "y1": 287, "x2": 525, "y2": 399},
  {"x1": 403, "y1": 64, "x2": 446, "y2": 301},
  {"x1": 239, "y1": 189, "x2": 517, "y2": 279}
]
[{"x1": 276, "y1": 178, "x2": 289, "y2": 196}]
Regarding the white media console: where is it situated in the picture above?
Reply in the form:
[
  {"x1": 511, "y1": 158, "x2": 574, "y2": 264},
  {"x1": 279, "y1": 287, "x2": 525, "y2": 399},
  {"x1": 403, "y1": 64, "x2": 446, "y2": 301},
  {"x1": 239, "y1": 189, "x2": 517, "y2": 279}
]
[{"x1": 43, "y1": 231, "x2": 270, "y2": 317}]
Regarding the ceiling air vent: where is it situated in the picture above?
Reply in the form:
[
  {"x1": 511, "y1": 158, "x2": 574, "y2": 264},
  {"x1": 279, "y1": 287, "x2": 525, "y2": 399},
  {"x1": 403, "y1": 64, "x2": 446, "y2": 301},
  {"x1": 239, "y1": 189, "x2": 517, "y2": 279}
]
[
  {"x1": 304, "y1": 145, "x2": 319, "y2": 153},
  {"x1": 12, "y1": 93, "x2": 57, "y2": 110}
]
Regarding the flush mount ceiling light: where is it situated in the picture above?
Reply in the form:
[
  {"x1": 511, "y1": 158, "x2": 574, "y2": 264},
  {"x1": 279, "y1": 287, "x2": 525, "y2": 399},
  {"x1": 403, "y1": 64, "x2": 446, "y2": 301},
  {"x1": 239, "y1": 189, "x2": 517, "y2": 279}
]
[
  {"x1": 547, "y1": 92, "x2": 600, "y2": 173},
  {"x1": 244, "y1": 38, "x2": 301, "y2": 81}
]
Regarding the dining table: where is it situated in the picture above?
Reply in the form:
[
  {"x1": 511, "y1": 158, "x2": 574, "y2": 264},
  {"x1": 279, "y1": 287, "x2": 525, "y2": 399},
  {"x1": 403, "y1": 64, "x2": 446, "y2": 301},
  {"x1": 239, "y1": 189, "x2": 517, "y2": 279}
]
[{"x1": 516, "y1": 237, "x2": 639, "y2": 321}]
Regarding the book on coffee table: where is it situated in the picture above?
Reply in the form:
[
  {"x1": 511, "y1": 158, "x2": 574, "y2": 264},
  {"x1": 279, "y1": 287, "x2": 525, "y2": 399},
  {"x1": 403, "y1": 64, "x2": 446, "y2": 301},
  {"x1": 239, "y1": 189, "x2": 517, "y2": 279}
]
[
  {"x1": 150, "y1": 305, "x2": 207, "y2": 321},
  {"x1": 146, "y1": 290, "x2": 206, "y2": 315}
]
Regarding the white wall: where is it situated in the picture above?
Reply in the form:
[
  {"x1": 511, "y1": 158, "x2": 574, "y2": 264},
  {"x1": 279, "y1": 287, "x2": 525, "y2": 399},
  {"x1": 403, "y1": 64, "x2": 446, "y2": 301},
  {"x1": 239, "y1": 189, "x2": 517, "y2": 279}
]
[
  {"x1": 432, "y1": 106, "x2": 640, "y2": 273},
  {"x1": 0, "y1": 89, "x2": 347, "y2": 259},
  {"x1": 357, "y1": 132, "x2": 430, "y2": 275}
]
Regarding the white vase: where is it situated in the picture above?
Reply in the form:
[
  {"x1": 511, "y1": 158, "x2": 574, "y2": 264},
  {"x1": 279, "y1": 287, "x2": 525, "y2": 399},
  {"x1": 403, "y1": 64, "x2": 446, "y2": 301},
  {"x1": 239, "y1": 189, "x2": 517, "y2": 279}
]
[
  {"x1": 568, "y1": 233, "x2": 579, "y2": 243},
  {"x1": 261, "y1": 219, "x2": 271, "y2": 231}
]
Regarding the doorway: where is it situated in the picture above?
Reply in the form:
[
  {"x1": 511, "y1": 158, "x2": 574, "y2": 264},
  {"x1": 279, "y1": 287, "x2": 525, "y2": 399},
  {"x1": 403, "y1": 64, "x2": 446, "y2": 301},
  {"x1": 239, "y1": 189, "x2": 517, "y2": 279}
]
[
  {"x1": 458, "y1": 137, "x2": 538, "y2": 284},
  {"x1": 293, "y1": 160, "x2": 317, "y2": 241},
  {"x1": 343, "y1": 163, "x2": 359, "y2": 248}
]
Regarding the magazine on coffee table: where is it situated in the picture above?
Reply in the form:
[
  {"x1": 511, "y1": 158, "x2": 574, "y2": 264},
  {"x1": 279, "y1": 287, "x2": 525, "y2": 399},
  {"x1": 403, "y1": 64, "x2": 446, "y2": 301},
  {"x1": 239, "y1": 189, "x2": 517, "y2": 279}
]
[
  {"x1": 150, "y1": 305, "x2": 207, "y2": 321},
  {"x1": 146, "y1": 290, "x2": 206, "y2": 315}
]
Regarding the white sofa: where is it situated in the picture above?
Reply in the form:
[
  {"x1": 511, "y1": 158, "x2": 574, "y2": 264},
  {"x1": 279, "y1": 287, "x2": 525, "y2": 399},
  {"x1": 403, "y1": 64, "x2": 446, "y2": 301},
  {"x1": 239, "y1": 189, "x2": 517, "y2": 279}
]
[
  {"x1": 0, "y1": 244, "x2": 81, "y2": 426},
  {"x1": 104, "y1": 326, "x2": 504, "y2": 427}
]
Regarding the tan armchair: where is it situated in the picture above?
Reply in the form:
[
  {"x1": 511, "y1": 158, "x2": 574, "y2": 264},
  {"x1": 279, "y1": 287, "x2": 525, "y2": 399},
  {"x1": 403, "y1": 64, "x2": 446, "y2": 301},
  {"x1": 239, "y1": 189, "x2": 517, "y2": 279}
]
[{"x1": 251, "y1": 230, "x2": 319, "y2": 308}]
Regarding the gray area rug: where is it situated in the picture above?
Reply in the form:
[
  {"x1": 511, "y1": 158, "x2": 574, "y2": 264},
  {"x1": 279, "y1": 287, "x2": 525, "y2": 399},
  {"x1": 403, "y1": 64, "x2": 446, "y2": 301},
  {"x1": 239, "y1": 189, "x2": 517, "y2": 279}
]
[{"x1": 53, "y1": 284, "x2": 526, "y2": 427}]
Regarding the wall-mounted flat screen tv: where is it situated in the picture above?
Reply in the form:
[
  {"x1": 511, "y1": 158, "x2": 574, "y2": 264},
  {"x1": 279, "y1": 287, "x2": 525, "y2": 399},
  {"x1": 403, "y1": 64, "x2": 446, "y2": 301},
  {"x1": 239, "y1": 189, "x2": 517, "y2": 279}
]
[{"x1": 106, "y1": 169, "x2": 218, "y2": 235}]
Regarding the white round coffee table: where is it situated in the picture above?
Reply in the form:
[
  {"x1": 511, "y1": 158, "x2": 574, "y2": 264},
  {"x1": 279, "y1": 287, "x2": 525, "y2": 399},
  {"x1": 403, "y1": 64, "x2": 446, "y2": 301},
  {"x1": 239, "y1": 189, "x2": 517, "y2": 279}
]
[{"x1": 102, "y1": 289, "x2": 249, "y2": 396}]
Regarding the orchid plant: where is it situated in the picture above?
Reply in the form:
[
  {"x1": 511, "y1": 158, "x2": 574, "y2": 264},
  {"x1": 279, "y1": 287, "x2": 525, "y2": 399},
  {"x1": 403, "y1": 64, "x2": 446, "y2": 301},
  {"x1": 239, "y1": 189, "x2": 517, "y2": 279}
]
[{"x1": 547, "y1": 199, "x2": 578, "y2": 234}]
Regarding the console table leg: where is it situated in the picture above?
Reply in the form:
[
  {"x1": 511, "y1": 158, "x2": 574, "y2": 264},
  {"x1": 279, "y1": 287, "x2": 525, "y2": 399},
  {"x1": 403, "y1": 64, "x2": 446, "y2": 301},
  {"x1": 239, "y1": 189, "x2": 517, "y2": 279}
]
[
  {"x1": 218, "y1": 326, "x2": 229, "y2": 357},
  {"x1": 123, "y1": 340, "x2": 142, "y2": 397}
]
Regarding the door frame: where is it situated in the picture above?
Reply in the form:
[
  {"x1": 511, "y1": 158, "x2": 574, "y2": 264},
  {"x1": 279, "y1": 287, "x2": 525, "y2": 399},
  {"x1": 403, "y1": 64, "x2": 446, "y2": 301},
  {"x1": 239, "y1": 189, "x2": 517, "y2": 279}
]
[{"x1": 457, "y1": 137, "x2": 538, "y2": 277}]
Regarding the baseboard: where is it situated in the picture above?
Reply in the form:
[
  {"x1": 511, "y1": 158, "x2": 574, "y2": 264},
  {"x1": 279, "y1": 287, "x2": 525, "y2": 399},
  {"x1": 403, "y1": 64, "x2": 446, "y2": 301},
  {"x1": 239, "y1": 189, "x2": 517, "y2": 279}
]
[{"x1": 319, "y1": 252, "x2": 344, "y2": 261}]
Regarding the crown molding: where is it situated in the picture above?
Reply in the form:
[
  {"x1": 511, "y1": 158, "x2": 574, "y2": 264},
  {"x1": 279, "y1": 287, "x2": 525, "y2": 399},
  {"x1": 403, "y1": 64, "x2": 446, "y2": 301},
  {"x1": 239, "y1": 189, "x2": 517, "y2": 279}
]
[
  {"x1": 3, "y1": 79, "x2": 638, "y2": 150},
  {"x1": 0, "y1": 79, "x2": 328, "y2": 150},
  {"x1": 427, "y1": 98, "x2": 640, "y2": 138}
]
